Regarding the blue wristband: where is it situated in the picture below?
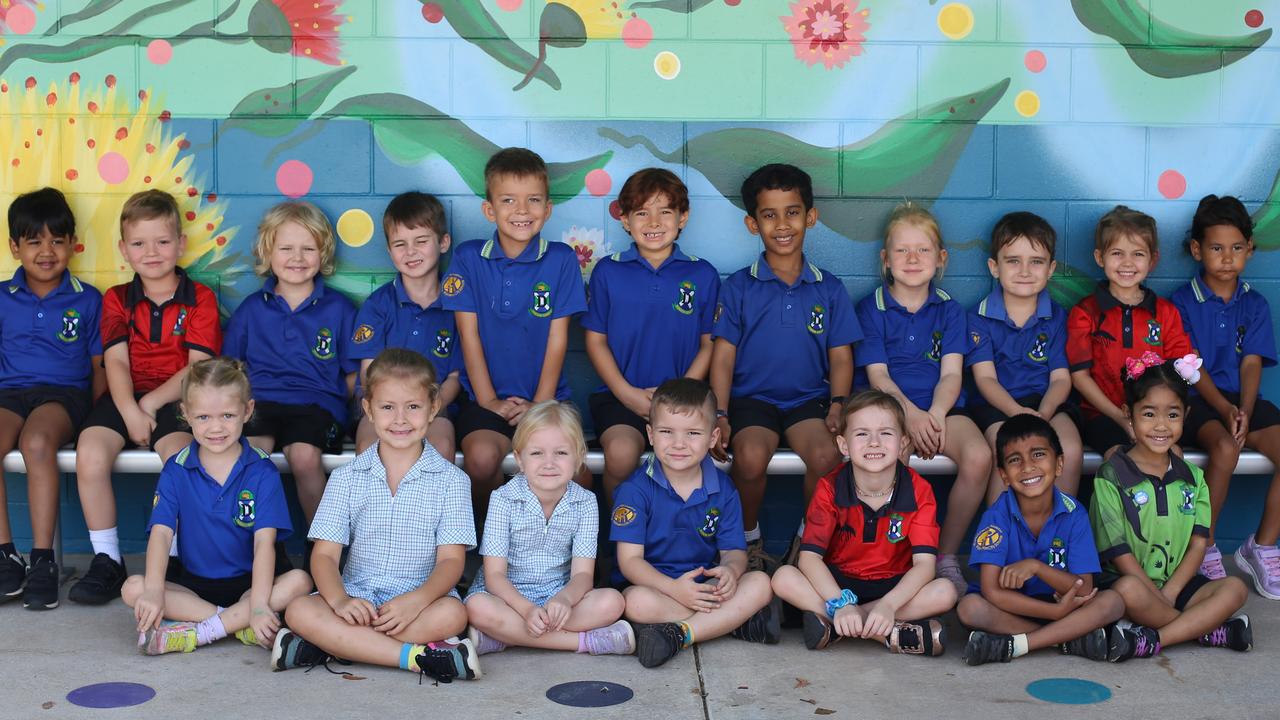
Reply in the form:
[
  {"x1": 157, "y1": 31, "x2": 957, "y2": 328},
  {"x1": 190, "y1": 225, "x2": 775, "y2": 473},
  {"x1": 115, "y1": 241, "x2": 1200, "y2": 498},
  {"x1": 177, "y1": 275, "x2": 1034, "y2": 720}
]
[{"x1": 824, "y1": 589, "x2": 858, "y2": 619}]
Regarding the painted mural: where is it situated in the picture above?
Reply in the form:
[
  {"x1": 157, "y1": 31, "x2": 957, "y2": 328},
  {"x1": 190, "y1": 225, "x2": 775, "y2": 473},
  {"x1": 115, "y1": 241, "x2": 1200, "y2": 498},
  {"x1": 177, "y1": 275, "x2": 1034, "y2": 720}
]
[{"x1": 3, "y1": 0, "x2": 1280, "y2": 397}]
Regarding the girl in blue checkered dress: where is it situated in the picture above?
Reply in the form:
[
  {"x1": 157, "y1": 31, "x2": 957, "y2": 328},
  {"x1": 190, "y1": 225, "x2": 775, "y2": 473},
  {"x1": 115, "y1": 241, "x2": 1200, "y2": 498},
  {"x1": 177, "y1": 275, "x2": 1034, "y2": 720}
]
[{"x1": 464, "y1": 401, "x2": 634, "y2": 657}]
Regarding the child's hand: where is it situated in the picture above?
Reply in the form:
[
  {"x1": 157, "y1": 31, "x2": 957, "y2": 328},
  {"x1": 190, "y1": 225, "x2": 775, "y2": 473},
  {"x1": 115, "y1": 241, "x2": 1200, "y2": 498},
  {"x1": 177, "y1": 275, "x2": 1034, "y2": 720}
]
[
  {"x1": 711, "y1": 417, "x2": 731, "y2": 462},
  {"x1": 134, "y1": 587, "x2": 165, "y2": 632},
  {"x1": 331, "y1": 596, "x2": 378, "y2": 626},
  {"x1": 1158, "y1": 584, "x2": 1178, "y2": 607},
  {"x1": 832, "y1": 603, "x2": 863, "y2": 638},
  {"x1": 1225, "y1": 406, "x2": 1248, "y2": 448},
  {"x1": 249, "y1": 606, "x2": 281, "y2": 647},
  {"x1": 906, "y1": 408, "x2": 939, "y2": 458},
  {"x1": 122, "y1": 405, "x2": 156, "y2": 448},
  {"x1": 374, "y1": 594, "x2": 428, "y2": 637},
  {"x1": 998, "y1": 559, "x2": 1041, "y2": 590},
  {"x1": 543, "y1": 597, "x2": 572, "y2": 633},
  {"x1": 704, "y1": 564, "x2": 739, "y2": 601},
  {"x1": 524, "y1": 606, "x2": 551, "y2": 637},
  {"x1": 672, "y1": 567, "x2": 720, "y2": 613},
  {"x1": 620, "y1": 386, "x2": 654, "y2": 420},
  {"x1": 860, "y1": 601, "x2": 896, "y2": 639},
  {"x1": 930, "y1": 409, "x2": 948, "y2": 451},
  {"x1": 1052, "y1": 579, "x2": 1097, "y2": 618},
  {"x1": 505, "y1": 397, "x2": 531, "y2": 425},
  {"x1": 824, "y1": 402, "x2": 843, "y2": 435}
]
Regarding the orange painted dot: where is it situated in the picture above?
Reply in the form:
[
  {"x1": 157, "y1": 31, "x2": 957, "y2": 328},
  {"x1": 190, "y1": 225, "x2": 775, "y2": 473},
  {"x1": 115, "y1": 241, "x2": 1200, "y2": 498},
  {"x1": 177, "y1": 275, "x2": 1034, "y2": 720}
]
[
  {"x1": 206, "y1": 193, "x2": 217, "y2": 202},
  {"x1": 143, "y1": 175, "x2": 152, "y2": 183},
  {"x1": 86, "y1": 139, "x2": 95, "y2": 149},
  {"x1": 145, "y1": 143, "x2": 155, "y2": 153},
  {"x1": 105, "y1": 74, "x2": 116, "y2": 88},
  {"x1": 139, "y1": 90, "x2": 148, "y2": 101},
  {"x1": 69, "y1": 72, "x2": 80, "y2": 84},
  {"x1": 25, "y1": 77, "x2": 36, "y2": 89},
  {"x1": 187, "y1": 187, "x2": 198, "y2": 197},
  {"x1": 185, "y1": 211, "x2": 196, "y2": 221},
  {"x1": 68, "y1": 118, "x2": 75, "y2": 125},
  {"x1": 74, "y1": 243, "x2": 84, "y2": 253},
  {"x1": 65, "y1": 169, "x2": 78, "y2": 180},
  {"x1": 45, "y1": 92, "x2": 56, "y2": 105},
  {"x1": 11, "y1": 159, "x2": 19, "y2": 167},
  {"x1": 178, "y1": 139, "x2": 190, "y2": 150},
  {"x1": 206, "y1": 223, "x2": 215, "y2": 231},
  {"x1": 159, "y1": 110, "x2": 171, "y2": 122},
  {"x1": 115, "y1": 127, "x2": 128, "y2": 140},
  {"x1": 216, "y1": 236, "x2": 227, "y2": 246},
  {"x1": 87, "y1": 101, "x2": 98, "y2": 113}
]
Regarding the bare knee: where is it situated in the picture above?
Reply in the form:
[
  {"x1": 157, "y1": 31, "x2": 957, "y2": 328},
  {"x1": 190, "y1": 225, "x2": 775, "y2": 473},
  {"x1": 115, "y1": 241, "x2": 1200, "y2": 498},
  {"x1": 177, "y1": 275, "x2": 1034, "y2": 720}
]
[
  {"x1": 285, "y1": 444, "x2": 324, "y2": 474},
  {"x1": 622, "y1": 586, "x2": 664, "y2": 620},
  {"x1": 591, "y1": 588, "x2": 626, "y2": 620},
  {"x1": 279, "y1": 569, "x2": 313, "y2": 596},
  {"x1": 18, "y1": 429, "x2": 61, "y2": 463},
  {"x1": 462, "y1": 439, "x2": 504, "y2": 479},
  {"x1": 770, "y1": 564, "x2": 806, "y2": 596},
  {"x1": 120, "y1": 575, "x2": 145, "y2": 606},
  {"x1": 464, "y1": 593, "x2": 501, "y2": 627},
  {"x1": 737, "y1": 570, "x2": 773, "y2": 605},
  {"x1": 956, "y1": 593, "x2": 993, "y2": 627},
  {"x1": 731, "y1": 444, "x2": 772, "y2": 481}
]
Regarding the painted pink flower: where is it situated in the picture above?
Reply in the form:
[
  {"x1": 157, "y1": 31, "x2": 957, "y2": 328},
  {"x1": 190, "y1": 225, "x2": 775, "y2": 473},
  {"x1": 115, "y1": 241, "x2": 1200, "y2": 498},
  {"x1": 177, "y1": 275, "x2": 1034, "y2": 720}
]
[
  {"x1": 780, "y1": 0, "x2": 870, "y2": 70},
  {"x1": 251, "y1": 0, "x2": 346, "y2": 65}
]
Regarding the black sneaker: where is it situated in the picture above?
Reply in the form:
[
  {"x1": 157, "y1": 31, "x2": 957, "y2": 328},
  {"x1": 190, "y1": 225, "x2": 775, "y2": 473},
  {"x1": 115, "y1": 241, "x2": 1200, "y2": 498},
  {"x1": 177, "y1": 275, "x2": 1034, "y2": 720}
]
[
  {"x1": 731, "y1": 597, "x2": 781, "y2": 644},
  {"x1": 635, "y1": 622, "x2": 685, "y2": 668},
  {"x1": 1199, "y1": 615, "x2": 1252, "y2": 652},
  {"x1": 1107, "y1": 622, "x2": 1161, "y2": 662},
  {"x1": 271, "y1": 628, "x2": 332, "y2": 671},
  {"x1": 887, "y1": 619, "x2": 944, "y2": 656},
  {"x1": 802, "y1": 610, "x2": 835, "y2": 650},
  {"x1": 22, "y1": 557, "x2": 59, "y2": 610},
  {"x1": 963, "y1": 630, "x2": 1013, "y2": 665},
  {"x1": 1060, "y1": 627, "x2": 1108, "y2": 661},
  {"x1": 0, "y1": 551, "x2": 28, "y2": 601},
  {"x1": 67, "y1": 553, "x2": 126, "y2": 605},
  {"x1": 414, "y1": 639, "x2": 482, "y2": 683}
]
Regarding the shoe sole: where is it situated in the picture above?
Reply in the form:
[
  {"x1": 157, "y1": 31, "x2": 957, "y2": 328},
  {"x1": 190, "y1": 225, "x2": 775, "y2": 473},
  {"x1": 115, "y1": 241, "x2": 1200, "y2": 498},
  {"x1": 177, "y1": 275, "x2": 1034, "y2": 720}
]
[
  {"x1": 1234, "y1": 549, "x2": 1280, "y2": 600},
  {"x1": 617, "y1": 620, "x2": 637, "y2": 655},
  {"x1": 22, "y1": 597, "x2": 58, "y2": 610},
  {"x1": 67, "y1": 587, "x2": 119, "y2": 606},
  {"x1": 802, "y1": 612, "x2": 832, "y2": 650},
  {"x1": 458, "y1": 638, "x2": 483, "y2": 680},
  {"x1": 1233, "y1": 615, "x2": 1253, "y2": 652},
  {"x1": 635, "y1": 625, "x2": 679, "y2": 668},
  {"x1": 270, "y1": 630, "x2": 291, "y2": 671}
]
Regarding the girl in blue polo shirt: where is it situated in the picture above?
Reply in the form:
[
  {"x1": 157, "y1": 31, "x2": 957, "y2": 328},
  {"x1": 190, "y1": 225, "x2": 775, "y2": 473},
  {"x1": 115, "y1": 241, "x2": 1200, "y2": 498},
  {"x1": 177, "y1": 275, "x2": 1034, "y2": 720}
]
[
  {"x1": 122, "y1": 357, "x2": 312, "y2": 655},
  {"x1": 465, "y1": 401, "x2": 632, "y2": 658},
  {"x1": 855, "y1": 203, "x2": 992, "y2": 595}
]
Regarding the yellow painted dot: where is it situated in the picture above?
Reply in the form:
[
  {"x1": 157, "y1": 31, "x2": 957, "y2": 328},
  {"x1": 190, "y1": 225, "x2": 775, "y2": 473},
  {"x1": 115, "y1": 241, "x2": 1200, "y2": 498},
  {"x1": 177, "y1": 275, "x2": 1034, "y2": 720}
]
[
  {"x1": 1014, "y1": 90, "x2": 1040, "y2": 117},
  {"x1": 654, "y1": 50, "x2": 681, "y2": 80},
  {"x1": 337, "y1": 209, "x2": 374, "y2": 247},
  {"x1": 937, "y1": 3, "x2": 974, "y2": 40}
]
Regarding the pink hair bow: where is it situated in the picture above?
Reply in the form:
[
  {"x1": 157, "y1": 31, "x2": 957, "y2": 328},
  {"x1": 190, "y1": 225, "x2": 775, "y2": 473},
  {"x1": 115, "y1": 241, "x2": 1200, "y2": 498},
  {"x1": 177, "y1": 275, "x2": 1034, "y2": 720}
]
[
  {"x1": 1173, "y1": 354, "x2": 1203, "y2": 385},
  {"x1": 1124, "y1": 351, "x2": 1165, "y2": 380}
]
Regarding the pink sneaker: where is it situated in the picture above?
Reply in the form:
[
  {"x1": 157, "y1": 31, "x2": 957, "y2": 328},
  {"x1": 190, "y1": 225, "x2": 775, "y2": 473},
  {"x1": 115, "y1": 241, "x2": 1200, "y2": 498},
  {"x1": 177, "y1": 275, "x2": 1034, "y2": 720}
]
[
  {"x1": 1199, "y1": 544, "x2": 1227, "y2": 580},
  {"x1": 138, "y1": 621, "x2": 197, "y2": 655},
  {"x1": 1235, "y1": 535, "x2": 1280, "y2": 600}
]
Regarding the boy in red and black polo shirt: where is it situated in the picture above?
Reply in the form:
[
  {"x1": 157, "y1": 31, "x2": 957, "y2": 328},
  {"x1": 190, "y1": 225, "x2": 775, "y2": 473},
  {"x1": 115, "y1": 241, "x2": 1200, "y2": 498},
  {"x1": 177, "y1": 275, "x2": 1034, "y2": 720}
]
[
  {"x1": 1068, "y1": 206, "x2": 1191, "y2": 457},
  {"x1": 771, "y1": 390, "x2": 956, "y2": 655},
  {"x1": 69, "y1": 190, "x2": 222, "y2": 606}
]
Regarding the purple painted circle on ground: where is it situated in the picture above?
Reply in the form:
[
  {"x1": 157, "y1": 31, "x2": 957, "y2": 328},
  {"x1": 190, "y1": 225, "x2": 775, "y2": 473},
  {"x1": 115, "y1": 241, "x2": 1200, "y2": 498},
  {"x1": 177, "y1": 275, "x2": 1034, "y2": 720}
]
[
  {"x1": 66, "y1": 682, "x2": 156, "y2": 709},
  {"x1": 546, "y1": 680, "x2": 633, "y2": 708}
]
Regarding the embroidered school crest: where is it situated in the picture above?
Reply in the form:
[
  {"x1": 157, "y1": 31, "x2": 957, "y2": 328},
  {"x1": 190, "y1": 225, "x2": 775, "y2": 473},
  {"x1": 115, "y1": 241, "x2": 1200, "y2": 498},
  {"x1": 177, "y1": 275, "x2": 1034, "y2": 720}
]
[
  {"x1": 1237, "y1": 325, "x2": 1247, "y2": 355},
  {"x1": 1145, "y1": 319, "x2": 1162, "y2": 346},
  {"x1": 612, "y1": 505, "x2": 637, "y2": 527},
  {"x1": 530, "y1": 281, "x2": 553, "y2": 318},
  {"x1": 433, "y1": 329, "x2": 454, "y2": 358},
  {"x1": 1048, "y1": 537, "x2": 1067, "y2": 569},
  {"x1": 714, "y1": 303, "x2": 723, "y2": 324},
  {"x1": 807, "y1": 305, "x2": 826, "y2": 335},
  {"x1": 152, "y1": 491, "x2": 160, "y2": 509},
  {"x1": 674, "y1": 280, "x2": 696, "y2": 315},
  {"x1": 352, "y1": 324, "x2": 374, "y2": 344},
  {"x1": 975, "y1": 525, "x2": 1003, "y2": 551},
  {"x1": 1028, "y1": 332, "x2": 1049, "y2": 363},
  {"x1": 970, "y1": 331, "x2": 981, "y2": 348},
  {"x1": 57, "y1": 309, "x2": 81, "y2": 342},
  {"x1": 1180, "y1": 487, "x2": 1196, "y2": 515},
  {"x1": 926, "y1": 331, "x2": 943, "y2": 362},
  {"x1": 234, "y1": 490, "x2": 256, "y2": 528},
  {"x1": 886, "y1": 513, "x2": 905, "y2": 543},
  {"x1": 1132, "y1": 490, "x2": 1149, "y2": 506},
  {"x1": 442, "y1": 274, "x2": 464, "y2": 297},
  {"x1": 172, "y1": 307, "x2": 188, "y2": 336},
  {"x1": 312, "y1": 327, "x2": 335, "y2": 360},
  {"x1": 699, "y1": 507, "x2": 721, "y2": 538}
]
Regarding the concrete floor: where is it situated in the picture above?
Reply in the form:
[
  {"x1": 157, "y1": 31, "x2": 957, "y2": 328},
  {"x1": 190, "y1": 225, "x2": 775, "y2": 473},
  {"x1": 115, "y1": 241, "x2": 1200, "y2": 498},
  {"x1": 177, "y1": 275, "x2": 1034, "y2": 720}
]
[{"x1": 4, "y1": 555, "x2": 1278, "y2": 719}]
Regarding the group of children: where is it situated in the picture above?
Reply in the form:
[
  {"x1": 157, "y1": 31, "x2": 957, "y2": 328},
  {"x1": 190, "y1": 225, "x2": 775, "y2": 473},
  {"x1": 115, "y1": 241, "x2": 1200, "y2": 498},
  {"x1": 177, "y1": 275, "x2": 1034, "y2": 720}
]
[{"x1": 0, "y1": 146, "x2": 1274, "y2": 680}]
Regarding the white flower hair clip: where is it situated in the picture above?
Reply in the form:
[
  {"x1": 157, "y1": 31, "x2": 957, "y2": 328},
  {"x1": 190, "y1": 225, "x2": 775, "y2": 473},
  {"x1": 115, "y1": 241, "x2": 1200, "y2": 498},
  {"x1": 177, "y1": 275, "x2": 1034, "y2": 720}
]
[{"x1": 1173, "y1": 354, "x2": 1203, "y2": 385}]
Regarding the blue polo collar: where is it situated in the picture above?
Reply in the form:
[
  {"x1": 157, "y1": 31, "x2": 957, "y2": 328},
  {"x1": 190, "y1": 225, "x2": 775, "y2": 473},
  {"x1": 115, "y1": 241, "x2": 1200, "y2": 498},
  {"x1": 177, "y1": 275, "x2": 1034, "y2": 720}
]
[
  {"x1": 873, "y1": 283, "x2": 951, "y2": 312},
  {"x1": 977, "y1": 288, "x2": 1052, "y2": 327},
  {"x1": 392, "y1": 275, "x2": 444, "y2": 310},
  {"x1": 644, "y1": 454, "x2": 722, "y2": 496},
  {"x1": 263, "y1": 276, "x2": 327, "y2": 307},
  {"x1": 8, "y1": 268, "x2": 82, "y2": 297},
  {"x1": 1189, "y1": 273, "x2": 1250, "y2": 305},
  {"x1": 749, "y1": 253, "x2": 822, "y2": 285},
  {"x1": 479, "y1": 232, "x2": 548, "y2": 263},
  {"x1": 614, "y1": 243, "x2": 696, "y2": 272},
  {"x1": 1003, "y1": 486, "x2": 1079, "y2": 532},
  {"x1": 175, "y1": 438, "x2": 269, "y2": 477}
]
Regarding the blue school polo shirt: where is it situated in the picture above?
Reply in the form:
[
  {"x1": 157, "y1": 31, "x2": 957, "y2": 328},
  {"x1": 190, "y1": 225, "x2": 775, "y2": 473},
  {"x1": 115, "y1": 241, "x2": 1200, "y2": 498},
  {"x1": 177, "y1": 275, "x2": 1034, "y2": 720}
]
[
  {"x1": 713, "y1": 254, "x2": 861, "y2": 409},
  {"x1": 968, "y1": 487, "x2": 1099, "y2": 598},
  {"x1": 582, "y1": 244, "x2": 720, "y2": 392},
  {"x1": 349, "y1": 276, "x2": 458, "y2": 383},
  {"x1": 148, "y1": 439, "x2": 292, "y2": 579},
  {"x1": 441, "y1": 235, "x2": 587, "y2": 401},
  {"x1": 855, "y1": 284, "x2": 968, "y2": 409},
  {"x1": 0, "y1": 269, "x2": 102, "y2": 391},
  {"x1": 609, "y1": 454, "x2": 747, "y2": 585},
  {"x1": 1170, "y1": 274, "x2": 1277, "y2": 395},
  {"x1": 966, "y1": 289, "x2": 1069, "y2": 401},
  {"x1": 223, "y1": 278, "x2": 358, "y2": 424}
]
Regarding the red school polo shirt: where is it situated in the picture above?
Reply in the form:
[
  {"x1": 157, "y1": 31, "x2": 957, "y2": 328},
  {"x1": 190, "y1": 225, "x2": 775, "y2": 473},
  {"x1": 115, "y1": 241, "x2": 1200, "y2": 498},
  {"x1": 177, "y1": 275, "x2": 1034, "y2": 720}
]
[
  {"x1": 101, "y1": 269, "x2": 222, "y2": 393},
  {"x1": 1067, "y1": 283, "x2": 1191, "y2": 414}
]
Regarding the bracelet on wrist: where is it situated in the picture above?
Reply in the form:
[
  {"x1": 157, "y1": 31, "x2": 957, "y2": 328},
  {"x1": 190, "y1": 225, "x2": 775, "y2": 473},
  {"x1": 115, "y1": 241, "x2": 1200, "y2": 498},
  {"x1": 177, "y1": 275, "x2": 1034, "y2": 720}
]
[{"x1": 825, "y1": 588, "x2": 858, "y2": 618}]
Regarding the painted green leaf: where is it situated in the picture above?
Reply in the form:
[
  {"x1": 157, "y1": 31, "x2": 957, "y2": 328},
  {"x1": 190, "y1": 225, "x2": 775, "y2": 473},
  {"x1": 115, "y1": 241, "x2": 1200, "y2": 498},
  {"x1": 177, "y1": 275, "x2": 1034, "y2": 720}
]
[
  {"x1": 45, "y1": 0, "x2": 127, "y2": 36},
  {"x1": 427, "y1": 0, "x2": 562, "y2": 90},
  {"x1": 1071, "y1": 0, "x2": 1271, "y2": 78},
  {"x1": 222, "y1": 66, "x2": 358, "y2": 137},
  {"x1": 248, "y1": 0, "x2": 292, "y2": 55},
  {"x1": 1048, "y1": 264, "x2": 1099, "y2": 308},
  {"x1": 627, "y1": 0, "x2": 715, "y2": 12}
]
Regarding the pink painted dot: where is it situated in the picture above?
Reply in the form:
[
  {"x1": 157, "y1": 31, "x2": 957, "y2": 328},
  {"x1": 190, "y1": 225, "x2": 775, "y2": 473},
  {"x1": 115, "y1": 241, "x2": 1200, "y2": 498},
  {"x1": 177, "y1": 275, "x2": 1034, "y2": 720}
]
[
  {"x1": 1246, "y1": 9, "x2": 1264, "y2": 28},
  {"x1": 1024, "y1": 49, "x2": 1046, "y2": 73},
  {"x1": 275, "y1": 160, "x2": 314, "y2": 198},
  {"x1": 622, "y1": 17, "x2": 653, "y2": 49},
  {"x1": 421, "y1": 2, "x2": 443, "y2": 23},
  {"x1": 1157, "y1": 169, "x2": 1186, "y2": 199},
  {"x1": 4, "y1": 5, "x2": 37, "y2": 35},
  {"x1": 496, "y1": 0, "x2": 522, "y2": 11},
  {"x1": 725, "y1": 0, "x2": 740, "y2": 5},
  {"x1": 609, "y1": 200, "x2": 622, "y2": 220},
  {"x1": 585, "y1": 168, "x2": 612, "y2": 197},
  {"x1": 146, "y1": 39, "x2": 173, "y2": 65},
  {"x1": 97, "y1": 152, "x2": 130, "y2": 185}
]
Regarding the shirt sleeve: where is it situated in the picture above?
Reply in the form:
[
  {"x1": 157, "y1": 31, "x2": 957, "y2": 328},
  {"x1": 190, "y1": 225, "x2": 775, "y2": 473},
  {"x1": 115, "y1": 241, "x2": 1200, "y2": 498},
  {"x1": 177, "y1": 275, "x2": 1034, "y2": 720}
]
[
  {"x1": 308, "y1": 467, "x2": 353, "y2": 546},
  {"x1": 799, "y1": 477, "x2": 837, "y2": 556},
  {"x1": 698, "y1": 265, "x2": 721, "y2": 336},
  {"x1": 1190, "y1": 464, "x2": 1211, "y2": 539},
  {"x1": 572, "y1": 495, "x2": 599, "y2": 559},
  {"x1": 146, "y1": 461, "x2": 182, "y2": 533},
  {"x1": 1064, "y1": 503, "x2": 1102, "y2": 575},
  {"x1": 1047, "y1": 308, "x2": 1069, "y2": 373},
  {"x1": 552, "y1": 248, "x2": 588, "y2": 320},
  {"x1": 714, "y1": 480, "x2": 747, "y2": 554},
  {"x1": 1088, "y1": 465, "x2": 1132, "y2": 562},
  {"x1": 101, "y1": 287, "x2": 129, "y2": 351},
  {"x1": 222, "y1": 302, "x2": 249, "y2": 361},
  {"x1": 434, "y1": 469, "x2": 477, "y2": 549},
  {"x1": 478, "y1": 486, "x2": 511, "y2": 559},
  {"x1": 1244, "y1": 295, "x2": 1278, "y2": 367},
  {"x1": 1066, "y1": 301, "x2": 1095, "y2": 372},
  {"x1": 967, "y1": 507, "x2": 1008, "y2": 569},
  {"x1": 854, "y1": 294, "x2": 888, "y2": 367},
  {"x1": 338, "y1": 298, "x2": 360, "y2": 375},
  {"x1": 711, "y1": 275, "x2": 744, "y2": 346},
  {"x1": 906, "y1": 477, "x2": 940, "y2": 555},
  {"x1": 440, "y1": 248, "x2": 477, "y2": 313},
  {"x1": 965, "y1": 311, "x2": 994, "y2": 367},
  {"x1": 185, "y1": 284, "x2": 222, "y2": 356},
  {"x1": 580, "y1": 260, "x2": 611, "y2": 334},
  {"x1": 251, "y1": 462, "x2": 293, "y2": 541},
  {"x1": 1159, "y1": 300, "x2": 1192, "y2": 360},
  {"x1": 940, "y1": 299, "x2": 967, "y2": 357},
  {"x1": 349, "y1": 292, "x2": 389, "y2": 361},
  {"x1": 609, "y1": 477, "x2": 649, "y2": 545},
  {"x1": 83, "y1": 287, "x2": 104, "y2": 356}
]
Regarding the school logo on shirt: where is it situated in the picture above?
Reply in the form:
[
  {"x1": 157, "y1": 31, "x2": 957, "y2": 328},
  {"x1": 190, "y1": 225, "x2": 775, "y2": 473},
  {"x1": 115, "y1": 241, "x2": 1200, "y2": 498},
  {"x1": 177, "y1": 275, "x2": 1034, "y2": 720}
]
[
  {"x1": 1237, "y1": 325, "x2": 1247, "y2": 355},
  {"x1": 530, "y1": 281, "x2": 553, "y2": 318},
  {"x1": 172, "y1": 307, "x2": 188, "y2": 336},
  {"x1": 674, "y1": 280, "x2": 696, "y2": 316},
  {"x1": 1180, "y1": 487, "x2": 1196, "y2": 515},
  {"x1": 1131, "y1": 490, "x2": 1149, "y2": 506},
  {"x1": 886, "y1": 513, "x2": 905, "y2": 543},
  {"x1": 57, "y1": 309, "x2": 81, "y2": 342},
  {"x1": 1028, "y1": 332, "x2": 1049, "y2": 363},
  {"x1": 698, "y1": 507, "x2": 721, "y2": 538},
  {"x1": 442, "y1": 274, "x2": 464, "y2": 297},
  {"x1": 1145, "y1": 319, "x2": 1162, "y2": 346},
  {"x1": 433, "y1": 328, "x2": 454, "y2": 358},
  {"x1": 234, "y1": 490, "x2": 256, "y2": 528},
  {"x1": 970, "y1": 331, "x2": 981, "y2": 348},
  {"x1": 352, "y1": 324, "x2": 375, "y2": 344},
  {"x1": 152, "y1": 491, "x2": 160, "y2": 509},
  {"x1": 1048, "y1": 537, "x2": 1067, "y2": 569},
  {"x1": 926, "y1": 331, "x2": 943, "y2": 362},
  {"x1": 974, "y1": 525, "x2": 1003, "y2": 551},
  {"x1": 312, "y1": 327, "x2": 335, "y2": 360},
  {"x1": 807, "y1": 305, "x2": 826, "y2": 335},
  {"x1": 612, "y1": 505, "x2": 637, "y2": 527},
  {"x1": 714, "y1": 303, "x2": 724, "y2": 324}
]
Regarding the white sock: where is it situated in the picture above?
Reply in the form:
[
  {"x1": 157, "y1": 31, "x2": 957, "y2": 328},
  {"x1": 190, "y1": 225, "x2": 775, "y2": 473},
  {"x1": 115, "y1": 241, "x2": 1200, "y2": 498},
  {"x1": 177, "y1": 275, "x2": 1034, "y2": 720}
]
[
  {"x1": 195, "y1": 612, "x2": 227, "y2": 646},
  {"x1": 89, "y1": 528, "x2": 121, "y2": 563},
  {"x1": 744, "y1": 525, "x2": 762, "y2": 542},
  {"x1": 1012, "y1": 633, "x2": 1029, "y2": 658}
]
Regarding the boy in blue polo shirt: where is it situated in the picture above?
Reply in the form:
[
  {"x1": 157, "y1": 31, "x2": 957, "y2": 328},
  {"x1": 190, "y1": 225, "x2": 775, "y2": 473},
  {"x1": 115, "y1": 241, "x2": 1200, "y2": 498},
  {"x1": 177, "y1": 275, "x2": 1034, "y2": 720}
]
[
  {"x1": 0, "y1": 188, "x2": 103, "y2": 610},
  {"x1": 710, "y1": 164, "x2": 859, "y2": 571},
  {"x1": 967, "y1": 212, "x2": 1083, "y2": 503},
  {"x1": 349, "y1": 192, "x2": 460, "y2": 459},
  {"x1": 585, "y1": 168, "x2": 720, "y2": 503},
  {"x1": 441, "y1": 148, "x2": 587, "y2": 521},
  {"x1": 959, "y1": 415, "x2": 1124, "y2": 665},
  {"x1": 1171, "y1": 194, "x2": 1280, "y2": 595},
  {"x1": 612, "y1": 378, "x2": 778, "y2": 668},
  {"x1": 224, "y1": 201, "x2": 358, "y2": 527}
]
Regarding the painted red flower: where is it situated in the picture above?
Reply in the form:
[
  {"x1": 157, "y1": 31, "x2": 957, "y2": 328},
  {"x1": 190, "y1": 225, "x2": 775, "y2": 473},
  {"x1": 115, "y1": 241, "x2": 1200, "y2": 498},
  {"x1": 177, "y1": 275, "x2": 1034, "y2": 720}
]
[
  {"x1": 781, "y1": 0, "x2": 870, "y2": 70},
  {"x1": 574, "y1": 243, "x2": 593, "y2": 269},
  {"x1": 250, "y1": 0, "x2": 346, "y2": 66}
]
